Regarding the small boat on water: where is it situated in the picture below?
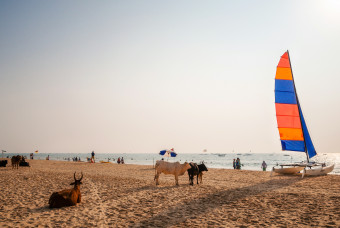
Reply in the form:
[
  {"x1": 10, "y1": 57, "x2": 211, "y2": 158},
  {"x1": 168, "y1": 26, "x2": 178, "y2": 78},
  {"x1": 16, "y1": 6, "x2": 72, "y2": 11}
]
[
  {"x1": 272, "y1": 51, "x2": 334, "y2": 176},
  {"x1": 213, "y1": 153, "x2": 226, "y2": 157}
]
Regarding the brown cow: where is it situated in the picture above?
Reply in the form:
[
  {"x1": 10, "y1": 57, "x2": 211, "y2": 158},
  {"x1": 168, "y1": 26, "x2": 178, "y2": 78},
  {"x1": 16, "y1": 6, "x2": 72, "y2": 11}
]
[
  {"x1": 11, "y1": 155, "x2": 22, "y2": 169},
  {"x1": 49, "y1": 172, "x2": 83, "y2": 208}
]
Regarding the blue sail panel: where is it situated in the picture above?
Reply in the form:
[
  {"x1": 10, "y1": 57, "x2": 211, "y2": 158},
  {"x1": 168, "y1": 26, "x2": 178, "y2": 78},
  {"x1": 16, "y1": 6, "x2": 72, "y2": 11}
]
[
  {"x1": 281, "y1": 140, "x2": 305, "y2": 152},
  {"x1": 299, "y1": 106, "x2": 317, "y2": 158},
  {"x1": 275, "y1": 79, "x2": 295, "y2": 93},
  {"x1": 275, "y1": 91, "x2": 297, "y2": 104}
]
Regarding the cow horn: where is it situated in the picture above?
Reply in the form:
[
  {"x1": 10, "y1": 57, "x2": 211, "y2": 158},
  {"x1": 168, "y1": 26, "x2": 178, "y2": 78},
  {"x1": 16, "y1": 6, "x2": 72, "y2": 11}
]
[
  {"x1": 74, "y1": 172, "x2": 76, "y2": 181},
  {"x1": 79, "y1": 172, "x2": 83, "y2": 181}
]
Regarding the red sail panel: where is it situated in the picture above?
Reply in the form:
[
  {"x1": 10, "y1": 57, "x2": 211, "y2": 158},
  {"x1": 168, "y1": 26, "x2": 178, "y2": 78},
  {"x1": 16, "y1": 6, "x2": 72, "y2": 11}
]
[
  {"x1": 277, "y1": 57, "x2": 290, "y2": 68},
  {"x1": 275, "y1": 103, "x2": 299, "y2": 117},
  {"x1": 276, "y1": 116, "x2": 302, "y2": 128},
  {"x1": 281, "y1": 52, "x2": 289, "y2": 59}
]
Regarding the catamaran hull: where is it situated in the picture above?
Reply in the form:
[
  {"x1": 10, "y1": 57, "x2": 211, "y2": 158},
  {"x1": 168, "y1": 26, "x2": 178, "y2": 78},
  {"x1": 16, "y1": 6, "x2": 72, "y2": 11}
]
[
  {"x1": 273, "y1": 166, "x2": 305, "y2": 175},
  {"x1": 302, "y1": 164, "x2": 335, "y2": 176}
]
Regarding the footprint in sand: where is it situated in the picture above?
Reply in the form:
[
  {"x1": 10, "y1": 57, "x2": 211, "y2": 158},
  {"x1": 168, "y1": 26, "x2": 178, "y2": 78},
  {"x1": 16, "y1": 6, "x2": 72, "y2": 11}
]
[{"x1": 86, "y1": 178, "x2": 109, "y2": 226}]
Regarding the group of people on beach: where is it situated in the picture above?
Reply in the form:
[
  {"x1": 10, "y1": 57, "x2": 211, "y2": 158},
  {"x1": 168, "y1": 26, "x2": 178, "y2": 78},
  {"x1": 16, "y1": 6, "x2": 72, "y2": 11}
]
[
  {"x1": 117, "y1": 157, "x2": 124, "y2": 164},
  {"x1": 233, "y1": 158, "x2": 268, "y2": 171},
  {"x1": 72, "y1": 157, "x2": 81, "y2": 162},
  {"x1": 88, "y1": 151, "x2": 125, "y2": 164},
  {"x1": 233, "y1": 158, "x2": 241, "y2": 169}
]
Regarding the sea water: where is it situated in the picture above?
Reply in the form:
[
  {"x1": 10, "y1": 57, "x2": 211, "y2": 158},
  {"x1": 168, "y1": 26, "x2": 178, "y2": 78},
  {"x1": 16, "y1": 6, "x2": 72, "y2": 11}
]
[{"x1": 3, "y1": 152, "x2": 340, "y2": 175}]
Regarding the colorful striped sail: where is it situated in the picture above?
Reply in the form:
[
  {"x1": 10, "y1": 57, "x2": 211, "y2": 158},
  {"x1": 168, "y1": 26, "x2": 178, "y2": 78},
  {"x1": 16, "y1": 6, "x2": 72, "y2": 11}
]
[{"x1": 275, "y1": 51, "x2": 317, "y2": 159}]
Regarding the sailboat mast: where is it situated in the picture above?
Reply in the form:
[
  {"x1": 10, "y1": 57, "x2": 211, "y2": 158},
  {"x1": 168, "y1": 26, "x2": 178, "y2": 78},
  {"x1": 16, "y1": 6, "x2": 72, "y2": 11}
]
[{"x1": 286, "y1": 50, "x2": 309, "y2": 163}]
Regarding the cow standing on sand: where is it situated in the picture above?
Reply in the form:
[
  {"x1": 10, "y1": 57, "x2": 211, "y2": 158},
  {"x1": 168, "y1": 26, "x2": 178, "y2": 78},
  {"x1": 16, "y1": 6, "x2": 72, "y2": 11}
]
[
  {"x1": 11, "y1": 155, "x2": 22, "y2": 169},
  {"x1": 49, "y1": 172, "x2": 83, "y2": 208},
  {"x1": 187, "y1": 162, "x2": 208, "y2": 185},
  {"x1": 197, "y1": 163, "x2": 208, "y2": 184},
  {"x1": 188, "y1": 162, "x2": 199, "y2": 185},
  {"x1": 154, "y1": 160, "x2": 191, "y2": 186}
]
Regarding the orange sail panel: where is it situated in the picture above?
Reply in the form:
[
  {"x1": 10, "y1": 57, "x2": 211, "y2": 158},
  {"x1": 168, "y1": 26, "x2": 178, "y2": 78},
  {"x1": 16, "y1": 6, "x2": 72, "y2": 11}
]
[
  {"x1": 275, "y1": 67, "x2": 293, "y2": 80},
  {"x1": 278, "y1": 128, "x2": 304, "y2": 141}
]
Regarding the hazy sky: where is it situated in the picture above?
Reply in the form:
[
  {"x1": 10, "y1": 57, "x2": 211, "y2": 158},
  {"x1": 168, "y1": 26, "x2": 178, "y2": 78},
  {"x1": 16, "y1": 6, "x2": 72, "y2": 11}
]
[{"x1": 1, "y1": 0, "x2": 340, "y2": 154}]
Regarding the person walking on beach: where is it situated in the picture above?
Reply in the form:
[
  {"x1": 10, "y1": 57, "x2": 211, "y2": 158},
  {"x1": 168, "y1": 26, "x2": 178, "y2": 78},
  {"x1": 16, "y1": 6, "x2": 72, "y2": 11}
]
[
  {"x1": 117, "y1": 157, "x2": 121, "y2": 164},
  {"x1": 261, "y1": 161, "x2": 267, "y2": 171},
  {"x1": 91, "y1": 151, "x2": 95, "y2": 163},
  {"x1": 121, "y1": 157, "x2": 124, "y2": 164},
  {"x1": 233, "y1": 159, "x2": 236, "y2": 169}
]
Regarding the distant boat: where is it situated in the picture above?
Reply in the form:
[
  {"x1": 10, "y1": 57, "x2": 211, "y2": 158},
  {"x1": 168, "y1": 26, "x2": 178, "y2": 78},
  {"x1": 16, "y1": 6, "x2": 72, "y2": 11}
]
[
  {"x1": 272, "y1": 51, "x2": 334, "y2": 176},
  {"x1": 213, "y1": 153, "x2": 226, "y2": 157}
]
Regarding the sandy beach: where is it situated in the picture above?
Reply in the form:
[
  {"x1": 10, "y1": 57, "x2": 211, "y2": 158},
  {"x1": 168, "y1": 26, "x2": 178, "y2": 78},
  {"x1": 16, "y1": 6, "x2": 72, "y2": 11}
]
[{"x1": 0, "y1": 159, "x2": 339, "y2": 227}]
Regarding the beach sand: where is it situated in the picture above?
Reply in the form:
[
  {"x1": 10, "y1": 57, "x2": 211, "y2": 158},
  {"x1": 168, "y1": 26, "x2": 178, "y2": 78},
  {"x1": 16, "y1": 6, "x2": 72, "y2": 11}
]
[{"x1": 0, "y1": 159, "x2": 339, "y2": 227}]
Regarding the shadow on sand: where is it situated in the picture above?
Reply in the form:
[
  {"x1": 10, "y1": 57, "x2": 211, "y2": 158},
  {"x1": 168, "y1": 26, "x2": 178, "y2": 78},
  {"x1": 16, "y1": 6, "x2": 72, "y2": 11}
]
[{"x1": 133, "y1": 177, "x2": 302, "y2": 227}]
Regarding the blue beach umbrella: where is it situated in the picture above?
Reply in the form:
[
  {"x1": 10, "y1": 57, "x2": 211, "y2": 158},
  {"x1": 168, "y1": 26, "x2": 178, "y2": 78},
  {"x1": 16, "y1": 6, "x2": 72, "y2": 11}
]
[{"x1": 159, "y1": 149, "x2": 177, "y2": 157}]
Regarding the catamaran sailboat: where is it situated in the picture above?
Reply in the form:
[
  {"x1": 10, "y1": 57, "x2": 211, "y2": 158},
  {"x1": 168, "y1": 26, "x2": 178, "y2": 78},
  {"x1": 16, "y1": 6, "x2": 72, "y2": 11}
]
[{"x1": 272, "y1": 51, "x2": 334, "y2": 176}]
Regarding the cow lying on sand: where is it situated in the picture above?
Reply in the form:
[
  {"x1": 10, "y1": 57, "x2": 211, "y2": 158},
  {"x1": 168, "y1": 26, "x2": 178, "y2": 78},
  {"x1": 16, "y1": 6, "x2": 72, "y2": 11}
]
[
  {"x1": 49, "y1": 172, "x2": 83, "y2": 208},
  {"x1": 187, "y1": 162, "x2": 208, "y2": 185},
  {"x1": 154, "y1": 160, "x2": 191, "y2": 186}
]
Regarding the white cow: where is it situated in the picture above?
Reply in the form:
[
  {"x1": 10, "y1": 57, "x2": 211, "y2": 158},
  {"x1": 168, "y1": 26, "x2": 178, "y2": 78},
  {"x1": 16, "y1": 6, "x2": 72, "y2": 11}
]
[{"x1": 154, "y1": 160, "x2": 191, "y2": 185}]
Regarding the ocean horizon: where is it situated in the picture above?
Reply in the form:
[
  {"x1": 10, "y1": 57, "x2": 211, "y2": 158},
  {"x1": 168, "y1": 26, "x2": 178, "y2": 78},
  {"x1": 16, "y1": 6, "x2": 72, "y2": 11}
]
[{"x1": 3, "y1": 152, "x2": 339, "y2": 175}]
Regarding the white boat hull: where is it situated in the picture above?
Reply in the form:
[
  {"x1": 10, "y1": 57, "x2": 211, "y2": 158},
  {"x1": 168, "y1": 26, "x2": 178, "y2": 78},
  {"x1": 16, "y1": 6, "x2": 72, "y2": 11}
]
[
  {"x1": 273, "y1": 166, "x2": 305, "y2": 174},
  {"x1": 302, "y1": 164, "x2": 335, "y2": 176}
]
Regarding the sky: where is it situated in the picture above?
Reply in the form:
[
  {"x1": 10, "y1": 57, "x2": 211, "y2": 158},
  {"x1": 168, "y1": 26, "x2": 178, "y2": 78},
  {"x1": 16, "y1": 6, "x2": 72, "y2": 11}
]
[{"x1": 1, "y1": 0, "x2": 340, "y2": 154}]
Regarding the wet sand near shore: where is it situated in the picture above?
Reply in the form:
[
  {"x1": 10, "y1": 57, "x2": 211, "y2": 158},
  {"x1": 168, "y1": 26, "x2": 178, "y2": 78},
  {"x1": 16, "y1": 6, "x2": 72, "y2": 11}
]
[{"x1": 0, "y1": 159, "x2": 339, "y2": 227}]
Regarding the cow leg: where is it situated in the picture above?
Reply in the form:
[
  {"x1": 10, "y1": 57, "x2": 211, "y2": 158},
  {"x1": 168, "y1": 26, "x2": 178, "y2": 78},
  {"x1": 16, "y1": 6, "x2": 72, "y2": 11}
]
[
  {"x1": 196, "y1": 174, "x2": 199, "y2": 185},
  {"x1": 175, "y1": 175, "x2": 179, "y2": 186},
  {"x1": 155, "y1": 172, "x2": 160, "y2": 185},
  {"x1": 189, "y1": 172, "x2": 194, "y2": 185},
  {"x1": 199, "y1": 173, "x2": 203, "y2": 184}
]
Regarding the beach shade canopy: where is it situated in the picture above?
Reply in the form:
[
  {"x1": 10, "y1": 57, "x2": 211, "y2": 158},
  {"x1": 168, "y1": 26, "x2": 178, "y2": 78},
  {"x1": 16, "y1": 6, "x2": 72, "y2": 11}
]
[{"x1": 159, "y1": 149, "x2": 177, "y2": 157}]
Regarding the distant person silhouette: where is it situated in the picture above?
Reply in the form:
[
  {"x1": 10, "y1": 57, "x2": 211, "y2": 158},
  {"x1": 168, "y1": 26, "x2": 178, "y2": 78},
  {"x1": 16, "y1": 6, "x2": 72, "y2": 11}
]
[
  {"x1": 91, "y1": 151, "x2": 95, "y2": 163},
  {"x1": 261, "y1": 161, "x2": 267, "y2": 171}
]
